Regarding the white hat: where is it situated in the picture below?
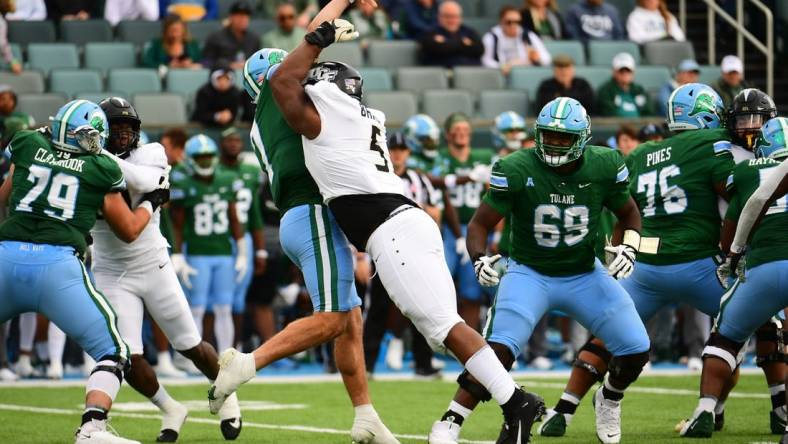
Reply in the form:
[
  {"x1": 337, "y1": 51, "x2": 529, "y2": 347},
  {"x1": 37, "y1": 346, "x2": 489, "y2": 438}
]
[
  {"x1": 721, "y1": 55, "x2": 743, "y2": 74},
  {"x1": 612, "y1": 52, "x2": 636, "y2": 71}
]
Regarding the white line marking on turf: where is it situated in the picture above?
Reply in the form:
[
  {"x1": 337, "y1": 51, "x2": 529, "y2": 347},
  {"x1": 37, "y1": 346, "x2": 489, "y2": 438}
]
[
  {"x1": 520, "y1": 381, "x2": 769, "y2": 399},
  {"x1": 0, "y1": 403, "x2": 495, "y2": 444}
]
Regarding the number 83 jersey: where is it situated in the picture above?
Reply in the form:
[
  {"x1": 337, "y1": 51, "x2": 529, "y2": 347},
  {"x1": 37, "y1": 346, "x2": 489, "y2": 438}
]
[
  {"x1": 484, "y1": 146, "x2": 630, "y2": 277},
  {"x1": 302, "y1": 81, "x2": 404, "y2": 202}
]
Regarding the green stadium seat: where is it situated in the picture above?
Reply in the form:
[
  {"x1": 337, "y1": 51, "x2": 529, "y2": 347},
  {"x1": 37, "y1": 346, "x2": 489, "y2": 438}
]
[
  {"x1": 116, "y1": 21, "x2": 162, "y2": 46},
  {"x1": 27, "y1": 44, "x2": 79, "y2": 75},
  {"x1": 422, "y1": 90, "x2": 474, "y2": 125},
  {"x1": 463, "y1": 17, "x2": 496, "y2": 35},
  {"x1": 698, "y1": 65, "x2": 720, "y2": 85},
  {"x1": 453, "y1": 67, "x2": 505, "y2": 94},
  {"x1": 17, "y1": 93, "x2": 67, "y2": 125},
  {"x1": 575, "y1": 66, "x2": 612, "y2": 91},
  {"x1": 364, "y1": 91, "x2": 418, "y2": 124},
  {"x1": 166, "y1": 68, "x2": 210, "y2": 106},
  {"x1": 588, "y1": 41, "x2": 641, "y2": 66},
  {"x1": 368, "y1": 41, "x2": 419, "y2": 69},
  {"x1": 396, "y1": 67, "x2": 448, "y2": 95},
  {"x1": 319, "y1": 42, "x2": 363, "y2": 68},
  {"x1": 479, "y1": 90, "x2": 528, "y2": 120},
  {"x1": 358, "y1": 68, "x2": 392, "y2": 91},
  {"x1": 8, "y1": 20, "x2": 56, "y2": 45},
  {"x1": 108, "y1": 69, "x2": 161, "y2": 97},
  {"x1": 189, "y1": 20, "x2": 222, "y2": 44},
  {"x1": 76, "y1": 91, "x2": 125, "y2": 104},
  {"x1": 643, "y1": 41, "x2": 695, "y2": 68},
  {"x1": 249, "y1": 19, "x2": 274, "y2": 35},
  {"x1": 456, "y1": 0, "x2": 480, "y2": 16},
  {"x1": 134, "y1": 93, "x2": 188, "y2": 126},
  {"x1": 50, "y1": 69, "x2": 103, "y2": 98},
  {"x1": 510, "y1": 66, "x2": 553, "y2": 98},
  {"x1": 635, "y1": 65, "x2": 672, "y2": 93},
  {"x1": 59, "y1": 20, "x2": 113, "y2": 45},
  {"x1": 85, "y1": 43, "x2": 137, "y2": 73},
  {"x1": 481, "y1": 0, "x2": 516, "y2": 17},
  {"x1": 544, "y1": 40, "x2": 586, "y2": 65},
  {"x1": 0, "y1": 71, "x2": 45, "y2": 94}
]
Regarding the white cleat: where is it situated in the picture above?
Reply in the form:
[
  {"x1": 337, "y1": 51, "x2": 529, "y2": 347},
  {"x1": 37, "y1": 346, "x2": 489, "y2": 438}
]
[
  {"x1": 47, "y1": 360, "x2": 64, "y2": 380},
  {"x1": 687, "y1": 357, "x2": 703, "y2": 372},
  {"x1": 431, "y1": 357, "x2": 446, "y2": 370},
  {"x1": 156, "y1": 400, "x2": 188, "y2": 442},
  {"x1": 593, "y1": 388, "x2": 622, "y2": 444},
  {"x1": 15, "y1": 354, "x2": 34, "y2": 378},
  {"x1": 75, "y1": 419, "x2": 141, "y2": 444},
  {"x1": 351, "y1": 414, "x2": 400, "y2": 444},
  {"x1": 218, "y1": 392, "x2": 242, "y2": 440},
  {"x1": 427, "y1": 419, "x2": 461, "y2": 444},
  {"x1": 208, "y1": 348, "x2": 256, "y2": 415},
  {"x1": 385, "y1": 338, "x2": 404, "y2": 371},
  {"x1": 530, "y1": 356, "x2": 553, "y2": 370},
  {"x1": 0, "y1": 367, "x2": 19, "y2": 381}
]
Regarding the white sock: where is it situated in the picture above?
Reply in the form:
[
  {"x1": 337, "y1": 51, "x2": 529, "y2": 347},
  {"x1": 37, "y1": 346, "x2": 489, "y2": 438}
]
[
  {"x1": 150, "y1": 385, "x2": 175, "y2": 411},
  {"x1": 463, "y1": 345, "x2": 517, "y2": 405},
  {"x1": 698, "y1": 396, "x2": 717, "y2": 412},
  {"x1": 48, "y1": 323, "x2": 66, "y2": 365},
  {"x1": 448, "y1": 400, "x2": 473, "y2": 421},
  {"x1": 191, "y1": 306, "x2": 205, "y2": 337},
  {"x1": 354, "y1": 404, "x2": 379, "y2": 419},
  {"x1": 213, "y1": 304, "x2": 234, "y2": 353},
  {"x1": 157, "y1": 351, "x2": 173, "y2": 368},
  {"x1": 19, "y1": 312, "x2": 36, "y2": 353}
]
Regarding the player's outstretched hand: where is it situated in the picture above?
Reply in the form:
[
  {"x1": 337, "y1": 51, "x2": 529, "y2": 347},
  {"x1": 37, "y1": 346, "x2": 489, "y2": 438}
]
[
  {"x1": 716, "y1": 253, "x2": 745, "y2": 288},
  {"x1": 171, "y1": 253, "x2": 198, "y2": 289},
  {"x1": 305, "y1": 19, "x2": 358, "y2": 48},
  {"x1": 474, "y1": 254, "x2": 502, "y2": 287},
  {"x1": 604, "y1": 244, "x2": 636, "y2": 279}
]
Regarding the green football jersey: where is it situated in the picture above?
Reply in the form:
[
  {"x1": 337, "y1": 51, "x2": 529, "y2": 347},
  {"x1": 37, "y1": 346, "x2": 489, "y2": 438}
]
[
  {"x1": 626, "y1": 129, "x2": 734, "y2": 265},
  {"x1": 435, "y1": 148, "x2": 494, "y2": 224},
  {"x1": 249, "y1": 82, "x2": 323, "y2": 215},
  {"x1": 170, "y1": 169, "x2": 240, "y2": 256},
  {"x1": 0, "y1": 129, "x2": 125, "y2": 255},
  {"x1": 725, "y1": 158, "x2": 788, "y2": 269},
  {"x1": 217, "y1": 162, "x2": 264, "y2": 233},
  {"x1": 484, "y1": 146, "x2": 631, "y2": 276}
]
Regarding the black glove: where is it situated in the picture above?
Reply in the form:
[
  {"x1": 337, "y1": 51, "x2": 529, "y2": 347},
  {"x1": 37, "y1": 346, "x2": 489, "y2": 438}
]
[
  {"x1": 141, "y1": 188, "x2": 170, "y2": 212},
  {"x1": 305, "y1": 21, "x2": 337, "y2": 48}
]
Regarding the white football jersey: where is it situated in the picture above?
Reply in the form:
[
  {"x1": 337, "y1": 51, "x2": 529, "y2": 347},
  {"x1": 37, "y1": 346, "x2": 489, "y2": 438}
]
[
  {"x1": 302, "y1": 81, "x2": 405, "y2": 202},
  {"x1": 91, "y1": 143, "x2": 169, "y2": 271}
]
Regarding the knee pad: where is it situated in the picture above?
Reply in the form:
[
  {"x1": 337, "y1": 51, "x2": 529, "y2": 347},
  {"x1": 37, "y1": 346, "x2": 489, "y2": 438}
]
[
  {"x1": 87, "y1": 356, "x2": 128, "y2": 400},
  {"x1": 489, "y1": 342, "x2": 516, "y2": 371},
  {"x1": 457, "y1": 370, "x2": 492, "y2": 403},
  {"x1": 755, "y1": 320, "x2": 787, "y2": 368},
  {"x1": 703, "y1": 333, "x2": 745, "y2": 371},
  {"x1": 608, "y1": 351, "x2": 650, "y2": 386},
  {"x1": 573, "y1": 339, "x2": 613, "y2": 382}
]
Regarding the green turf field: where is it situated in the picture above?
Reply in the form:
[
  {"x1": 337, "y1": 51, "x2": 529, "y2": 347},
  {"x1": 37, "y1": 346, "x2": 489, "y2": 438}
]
[{"x1": 0, "y1": 373, "x2": 781, "y2": 443}]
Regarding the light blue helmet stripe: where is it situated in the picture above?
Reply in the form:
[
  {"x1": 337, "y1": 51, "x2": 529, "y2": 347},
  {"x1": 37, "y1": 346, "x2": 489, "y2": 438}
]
[{"x1": 552, "y1": 97, "x2": 569, "y2": 127}]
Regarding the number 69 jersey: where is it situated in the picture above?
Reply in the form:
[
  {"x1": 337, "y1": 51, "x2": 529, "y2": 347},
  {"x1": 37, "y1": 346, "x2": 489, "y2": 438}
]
[
  {"x1": 483, "y1": 146, "x2": 630, "y2": 277},
  {"x1": 302, "y1": 81, "x2": 404, "y2": 202},
  {"x1": 626, "y1": 128, "x2": 734, "y2": 265}
]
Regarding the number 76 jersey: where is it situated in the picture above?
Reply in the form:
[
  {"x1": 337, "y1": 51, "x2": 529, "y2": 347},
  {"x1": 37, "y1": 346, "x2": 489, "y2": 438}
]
[{"x1": 302, "y1": 81, "x2": 404, "y2": 202}]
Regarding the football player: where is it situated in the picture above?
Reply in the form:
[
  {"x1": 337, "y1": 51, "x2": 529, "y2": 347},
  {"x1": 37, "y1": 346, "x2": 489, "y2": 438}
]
[
  {"x1": 0, "y1": 99, "x2": 167, "y2": 443},
  {"x1": 491, "y1": 111, "x2": 529, "y2": 155},
  {"x1": 91, "y1": 98, "x2": 244, "y2": 442},
  {"x1": 403, "y1": 113, "x2": 441, "y2": 171}
]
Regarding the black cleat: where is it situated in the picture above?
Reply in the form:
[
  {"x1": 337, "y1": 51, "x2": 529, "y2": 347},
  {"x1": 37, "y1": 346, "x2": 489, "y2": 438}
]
[
  {"x1": 496, "y1": 390, "x2": 546, "y2": 444},
  {"x1": 714, "y1": 409, "x2": 724, "y2": 431},
  {"x1": 220, "y1": 417, "x2": 242, "y2": 440},
  {"x1": 156, "y1": 429, "x2": 179, "y2": 442}
]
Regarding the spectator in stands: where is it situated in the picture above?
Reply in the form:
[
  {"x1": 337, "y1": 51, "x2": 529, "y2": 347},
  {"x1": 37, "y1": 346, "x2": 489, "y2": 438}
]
[
  {"x1": 104, "y1": 0, "x2": 159, "y2": 26},
  {"x1": 203, "y1": 1, "x2": 260, "y2": 70},
  {"x1": 0, "y1": 2, "x2": 21, "y2": 75},
  {"x1": 263, "y1": 0, "x2": 317, "y2": 29},
  {"x1": 626, "y1": 0, "x2": 685, "y2": 44},
  {"x1": 0, "y1": 86, "x2": 35, "y2": 136},
  {"x1": 160, "y1": 0, "x2": 218, "y2": 21},
  {"x1": 161, "y1": 127, "x2": 188, "y2": 166},
  {"x1": 142, "y1": 14, "x2": 202, "y2": 70},
  {"x1": 712, "y1": 55, "x2": 750, "y2": 108},
  {"x1": 5, "y1": 0, "x2": 46, "y2": 20},
  {"x1": 192, "y1": 65, "x2": 250, "y2": 127},
  {"x1": 564, "y1": 0, "x2": 625, "y2": 42},
  {"x1": 615, "y1": 123, "x2": 640, "y2": 156},
  {"x1": 347, "y1": 1, "x2": 390, "y2": 47},
  {"x1": 482, "y1": 6, "x2": 551, "y2": 74},
  {"x1": 261, "y1": 3, "x2": 306, "y2": 52},
  {"x1": 535, "y1": 54, "x2": 595, "y2": 113},
  {"x1": 397, "y1": 0, "x2": 438, "y2": 39},
  {"x1": 419, "y1": 0, "x2": 483, "y2": 68},
  {"x1": 657, "y1": 58, "x2": 699, "y2": 116},
  {"x1": 638, "y1": 122, "x2": 666, "y2": 142},
  {"x1": 597, "y1": 52, "x2": 652, "y2": 117},
  {"x1": 45, "y1": 0, "x2": 101, "y2": 20},
  {"x1": 521, "y1": 0, "x2": 563, "y2": 40}
]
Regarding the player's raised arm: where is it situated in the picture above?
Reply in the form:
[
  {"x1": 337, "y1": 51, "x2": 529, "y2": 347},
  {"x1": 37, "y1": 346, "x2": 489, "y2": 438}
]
[{"x1": 101, "y1": 188, "x2": 168, "y2": 243}]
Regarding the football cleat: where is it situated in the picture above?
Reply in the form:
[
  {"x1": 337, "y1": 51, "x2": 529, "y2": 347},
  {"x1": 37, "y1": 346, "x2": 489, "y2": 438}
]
[
  {"x1": 385, "y1": 338, "x2": 404, "y2": 371},
  {"x1": 208, "y1": 349, "x2": 256, "y2": 415},
  {"x1": 0, "y1": 367, "x2": 18, "y2": 381},
  {"x1": 428, "y1": 418, "x2": 461, "y2": 444},
  {"x1": 75, "y1": 419, "x2": 141, "y2": 444},
  {"x1": 772, "y1": 408, "x2": 787, "y2": 434},
  {"x1": 47, "y1": 360, "x2": 64, "y2": 380},
  {"x1": 156, "y1": 399, "x2": 188, "y2": 442},
  {"x1": 593, "y1": 388, "x2": 622, "y2": 444},
  {"x1": 218, "y1": 392, "x2": 242, "y2": 440},
  {"x1": 538, "y1": 408, "x2": 571, "y2": 437},
  {"x1": 350, "y1": 414, "x2": 400, "y2": 444},
  {"x1": 678, "y1": 408, "x2": 714, "y2": 438},
  {"x1": 14, "y1": 354, "x2": 34, "y2": 378},
  {"x1": 714, "y1": 409, "x2": 724, "y2": 431},
  {"x1": 496, "y1": 389, "x2": 545, "y2": 444}
]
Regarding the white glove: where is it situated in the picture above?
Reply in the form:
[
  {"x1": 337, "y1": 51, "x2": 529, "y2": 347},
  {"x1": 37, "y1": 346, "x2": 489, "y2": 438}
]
[
  {"x1": 604, "y1": 244, "x2": 636, "y2": 279},
  {"x1": 455, "y1": 237, "x2": 470, "y2": 264},
  {"x1": 235, "y1": 238, "x2": 249, "y2": 283},
  {"x1": 332, "y1": 18, "x2": 359, "y2": 43},
  {"x1": 468, "y1": 164, "x2": 492, "y2": 184},
  {"x1": 716, "y1": 253, "x2": 745, "y2": 289},
  {"x1": 474, "y1": 254, "x2": 502, "y2": 287},
  {"x1": 74, "y1": 125, "x2": 104, "y2": 154},
  {"x1": 171, "y1": 253, "x2": 198, "y2": 289}
]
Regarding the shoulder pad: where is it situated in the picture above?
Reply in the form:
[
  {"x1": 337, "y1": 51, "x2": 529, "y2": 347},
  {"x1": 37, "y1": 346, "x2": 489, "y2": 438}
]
[{"x1": 129, "y1": 143, "x2": 168, "y2": 168}]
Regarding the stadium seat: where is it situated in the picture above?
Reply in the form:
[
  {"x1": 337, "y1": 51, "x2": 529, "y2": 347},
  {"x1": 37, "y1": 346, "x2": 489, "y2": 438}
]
[
  {"x1": 479, "y1": 90, "x2": 528, "y2": 120},
  {"x1": 85, "y1": 43, "x2": 137, "y2": 73},
  {"x1": 368, "y1": 41, "x2": 419, "y2": 69},
  {"x1": 698, "y1": 65, "x2": 720, "y2": 85},
  {"x1": 358, "y1": 68, "x2": 392, "y2": 91},
  {"x1": 116, "y1": 20, "x2": 162, "y2": 46},
  {"x1": 108, "y1": 69, "x2": 162, "y2": 97},
  {"x1": 509, "y1": 66, "x2": 553, "y2": 98},
  {"x1": 0, "y1": 71, "x2": 45, "y2": 94},
  {"x1": 49, "y1": 69, "x2": 103, "y2": 98},
  {"x1": 453, "y1": 67, "x2": 505, "y2": 95},
  {"x1": 481, "y1": 0, "x2": 515, "y2": 17},
  {"x1": 588, "y1": 41, "x2": 641, "y2": 66},
  {"x1": 189, "y1": 20, "x2": 222, "y2": 44},
  {"x1": 249, "y1": 19, "x2": 274, "y2": 35},
  {"x1": 27, "y1": 44, "x2": 80, "y2": 75},
  {"x1": 133, "y1": 93, "x2": 188, "y2": 126},
  {"x1": 319, "y1": 42, "x2": 363, "y2": 68},
  {"x1": 76, "y1": 91, "x2": 124, "y2": 104},
  {"x1": 544, "y1": 40, "x2": 586, "y2": 65},
  {"x1": 17, "y1": 93, "x2": 67, "y2": 125},
  {"x1": 643, "y1": 41, "x2": 695, "y2": 68},
  {"x1": 396, "y1": 67, "x2": 448, "y2": 94},
  {"x1": 455, "y1": 0, "x2": 480, "y2": 16},
  {"x1": 0, "y1": 43, "x2": 22, "y2": 70},
  {"x1": 422, "y1": 89, "x2": 474, "y2": 124},
  {"x1": 364, "y1": 91, "x2": 418, "y2": 124},
  {"x1": 59, "y1": 20, "x2": 113, "y2": 45},
  {"x1": 8, "y1": 20, "x2": 56, "y2": 45},
  {"x1": 463, "y1": 17, "x2": 497, "y2": 36},
  {"x1": 166, "y1": 68, "x2": 210, "y2": 106},
  {"x1": 635, "y1": 65, "x2": 672, "y2": 93},
  {"x1": 575, "y1": 66, "x2": 612, "y2": 91}
]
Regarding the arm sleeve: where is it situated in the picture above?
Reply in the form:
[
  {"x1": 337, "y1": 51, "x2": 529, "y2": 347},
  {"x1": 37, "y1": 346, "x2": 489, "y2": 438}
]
[
  {"x1": 482, "y1": 158, "x2": 514, "y2": 215},
  {"x1": 604, "y1": 151, "x2": 631, "y2": 211},
  {"x1": 480, "y1": 32, "x2": 499, "y2": 68},
  {"x1": 731, "y1": 159, "x2": 788, "y2": 251},
  {"x1": 102, "y1": 144, "x2": 168, "y2": 194}
]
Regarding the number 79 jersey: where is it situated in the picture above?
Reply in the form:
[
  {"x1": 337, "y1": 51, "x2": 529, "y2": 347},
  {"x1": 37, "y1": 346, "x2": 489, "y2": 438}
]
[
  {"x1": 626, "y1": 129, "x2": 734, "y2": 265},
  {"x1": 302, "y1": 81, "x2": 404, "y2": 202},
  {"x1": 483, "y1": 146, "x2": 631, "y2": 277}
]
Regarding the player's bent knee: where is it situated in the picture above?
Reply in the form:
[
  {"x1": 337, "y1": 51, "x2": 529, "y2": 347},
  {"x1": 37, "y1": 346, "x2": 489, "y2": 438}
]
[
  {"x1": 608, "y1": 351, "x2": 649, "y2": 386},
  {"x1": 573, "y1": 338, "x2": 613, "y2": 381},
  {"x1": 457, "y1": 370, "x2": 492, "y2": 403},
  {"x1": 755, "y1": 320, "x2": 787, "y2": 368},
  {"x1": 88, "y1": 356, "x2": 128, "y2": 401},
  {"x1": 489, "y1": 341, "x2": 516, "y2": 371},
  {"x1": 313, "y1": 311, "x2": 349, "y2": 339},
  {"x1": 703, "y1": 333, "x2": 745, "y2": 372}
]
